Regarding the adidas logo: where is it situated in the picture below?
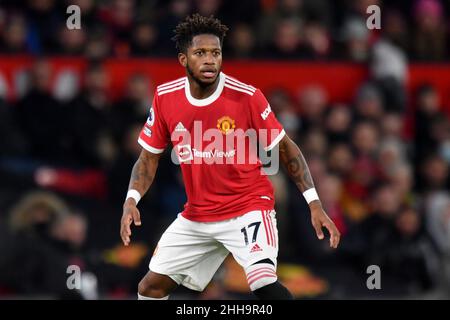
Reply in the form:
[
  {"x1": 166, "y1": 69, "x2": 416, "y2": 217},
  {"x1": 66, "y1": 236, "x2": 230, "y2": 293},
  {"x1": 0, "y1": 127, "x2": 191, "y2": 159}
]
[
  {"x1": 175, "y1": 122, "x2": 187, "y2": 132},
  {"x1": 250, "y1": 244, "x2": 262, "y2": 253}
]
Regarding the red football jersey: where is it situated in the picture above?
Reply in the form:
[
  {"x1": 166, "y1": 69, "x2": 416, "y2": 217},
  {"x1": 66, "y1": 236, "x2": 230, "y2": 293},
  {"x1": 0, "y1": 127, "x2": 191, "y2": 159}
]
[{"x1": 138, "y1": 72, "x2": 285, "y2": 222}]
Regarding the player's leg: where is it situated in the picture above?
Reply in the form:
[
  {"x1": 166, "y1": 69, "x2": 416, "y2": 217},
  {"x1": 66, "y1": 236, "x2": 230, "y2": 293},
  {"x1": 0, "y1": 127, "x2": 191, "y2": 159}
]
[
  {"x1": 217, "y1": 209, "x2": 293, "y2": 299},
  {"x1": 249, "y1": 260, "x2": 293, "y2": 300},
  {"x1": 137, "y1": 270, "x2": 178, "y2": 300},
  {"x1": 252, "y1": 281, "x2": 292, "y2": 300},
  {"x1": 139, "y1": 214, "x2": 229, "y2": 299}
]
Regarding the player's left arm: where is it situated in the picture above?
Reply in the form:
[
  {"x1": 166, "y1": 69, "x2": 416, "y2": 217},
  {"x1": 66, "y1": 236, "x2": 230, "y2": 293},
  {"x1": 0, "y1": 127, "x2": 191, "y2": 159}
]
[{"x1": 278, "y1": 134, "x2": 341, "y2": 249}]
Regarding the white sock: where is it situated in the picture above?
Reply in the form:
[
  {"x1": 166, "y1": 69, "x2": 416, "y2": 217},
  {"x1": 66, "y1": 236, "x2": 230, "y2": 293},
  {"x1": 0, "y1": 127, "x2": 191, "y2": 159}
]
[{"x1": 137, "y1": 293, "x2": 169, "y2": 300}]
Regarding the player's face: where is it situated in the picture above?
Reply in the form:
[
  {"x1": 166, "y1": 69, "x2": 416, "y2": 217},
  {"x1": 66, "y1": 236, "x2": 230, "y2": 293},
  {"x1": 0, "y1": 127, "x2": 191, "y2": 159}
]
[{"x1": 179, "y1": 34, "x2": 222, "y2": 86}]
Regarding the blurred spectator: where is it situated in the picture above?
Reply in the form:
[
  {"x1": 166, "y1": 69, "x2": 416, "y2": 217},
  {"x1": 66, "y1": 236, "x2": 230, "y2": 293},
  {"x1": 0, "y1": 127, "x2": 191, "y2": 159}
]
[
  {"x1": 98, "y1": 0, "x2": 136, "y2": 56},
  {"x1": 428, "y1": 116, "x2": 450, "y2": 164},
  {"x1": 327, "y1": 143, "x2": 354, "y2": 179},
  {"x1": 424, "y1": 192, "x2": 450, "y2": 292},
  {"x1": 301, "y1": 129, "x2": 328, "y2": 158},
  {"x1": 412, "y1": 0, "x2": 447, "y2": 61},
  {"x1": 24, "y1": 0, "x2": 63, "y2": 54},
  {"x1": 341, "y1": 122, "x2": 381, "y2": 221},
  {"x1": 338, "y1": 17, "x2": 370, "y2": 62},
  {"x1": 50, "y1": 211, "x2": 87, "y2": 253},
  {"x1": 0, "y1": 0, "x2": 448, "y2": 60},
  {"x1": 0, "y1": 7, "x2": 5, "y2": 29},
  {"x1": 66, "y1": 63, "x2": 115, "y2": 167},
  {"x1": 84, "y1": 26, "x2": 112, "y2": 61},
  {"x1": 130, "y1": 22, "x2": 160, "y2": 57},
  {"x1": 257, "y1": 0, "x2": 304, "y2": 48},
  {"x1": 371, "y1": 10, "x2": 408, "y2": 112},
  {"x1": 325, "y1": 104, "x2": 352, "y2": 144},
  {"x1": 157, "y1": 0, "x2": 192, "y2": 55},
  {"x1": 14, "y1": 59, "x2": 66, "y2": 163},
  {"x1": 426, "y1": 193, "x2": 450, "y2": 254},
  {"x1": 380, "y1": 112, "x2": 405, "y2": 140},
  {"x1": 351, "y1": 0, "x2": 381, "y2": 17},
  {"x1": 220, "y1": 0, "x2": 261, "y2": 27},
  {"x1": 353, "y1": 83, "x2": 384, "y2": 122},
  {"x1": 414, "y1": 84, "x2": 447, "y2": 165},
  {"x1": 371, "y1": 9, "x2": 408, "y2": 82},
  {"x1": 372, "y1": 183, "x2": 403, "y2": 220},
  {"x1": 302, "y1": 0, "x2": 332, "y2": 26},
  {"x1": 226, "y1": 23, "x2": 256, "y2": 59},
  {"x1": 302, "y1": 21, "x2": 331, "y2": 59},
  {"x1": 0, "y1": 191, "x2": 87, "y2": 299},
  {"x1": 53, "y1": 69, "x2": 82, "y2": 103},
  {"x1": 57, "y1": 25, "x2": 86, "y2": 56},
  {"x1": 110, "y1": 73, "x2": 152, "y2": 145},
  {"x1": 419, "y1": 154, "x2": 449, "y2": 193},
  {"x1": 378, "y1": 139, "x2": 408, "y2": 179},
  {"x1": 298, "y1": 85, "x2": 328, "y2": 133},
  {"x1": 0, "y1": 14, "x2": 28, "y2": 54},
  {"x1": 351, "y1": 121, "x2": 380, "y2": 158},
  {"x1": 194, "y1": 0, "x2": 222, "y2": 17},
  {"x1": 341, "y1": 183, "x2": 400, "y2": 268},
  {"x1": 8, "y1": 191, "x2": 69, "y2": 232},
  {"x1": 266, "y1": 88, "x2": 300, "y2": 140},
  {"x1": 265, "y1": 18, "x2": 304, "y2": 59},
  {"x1": 344, "y1": 193, "x2": 439, "y2": 295},
  {"x1": 389, "y1": 163, "x2": 415, "y2": 206},
  {"x1": 393, "y1": 206, "x2": 440, "y2": 291},
  {"x1": 0, "y1": 97, "x2": 27, "y2": 156}
]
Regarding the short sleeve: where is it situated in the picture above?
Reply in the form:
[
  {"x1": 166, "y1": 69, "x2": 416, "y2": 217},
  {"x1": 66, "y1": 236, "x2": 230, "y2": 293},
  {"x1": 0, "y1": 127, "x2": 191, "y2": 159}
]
[
  {"x1": 138, "y1": 93, "x2": 169, "y2": 154},
  {"x1": 249, "y1": 89, "x2": 285, "y2": 151}
]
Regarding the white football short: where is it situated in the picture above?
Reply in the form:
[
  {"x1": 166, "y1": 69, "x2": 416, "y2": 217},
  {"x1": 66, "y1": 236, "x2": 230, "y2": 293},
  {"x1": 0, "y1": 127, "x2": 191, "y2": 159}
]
[{"x1": 149, "y1": 209, "x2": 279, "y2": 291}]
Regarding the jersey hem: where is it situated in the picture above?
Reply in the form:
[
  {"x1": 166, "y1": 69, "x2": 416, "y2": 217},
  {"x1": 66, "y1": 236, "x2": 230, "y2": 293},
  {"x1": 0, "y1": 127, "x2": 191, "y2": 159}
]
[{"x1": 181, "y1": 204, "x2": 275, "y2": 223}]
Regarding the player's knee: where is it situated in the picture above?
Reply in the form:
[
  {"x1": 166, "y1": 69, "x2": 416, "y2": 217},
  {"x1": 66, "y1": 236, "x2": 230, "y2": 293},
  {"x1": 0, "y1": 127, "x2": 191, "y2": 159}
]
[
  {"x1": 245, "y1": 261, "x2": 277, "y2": 291},
  {"x1": 138, "y1": 278, "x2": 168, "y2": 298}
]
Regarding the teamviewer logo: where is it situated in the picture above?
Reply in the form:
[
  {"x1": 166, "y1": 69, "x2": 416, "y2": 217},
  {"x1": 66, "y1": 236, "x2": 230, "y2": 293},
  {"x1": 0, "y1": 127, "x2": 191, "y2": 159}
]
[{"x1": 177, "y1": 144, "x2": 193, "y2": 163}]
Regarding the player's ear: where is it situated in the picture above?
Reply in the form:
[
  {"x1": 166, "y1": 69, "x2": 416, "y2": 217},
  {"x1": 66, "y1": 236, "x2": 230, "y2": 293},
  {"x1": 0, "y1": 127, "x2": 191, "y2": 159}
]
[{"x1": 178, "y1": 53, "x2": 187, "y2": 68}]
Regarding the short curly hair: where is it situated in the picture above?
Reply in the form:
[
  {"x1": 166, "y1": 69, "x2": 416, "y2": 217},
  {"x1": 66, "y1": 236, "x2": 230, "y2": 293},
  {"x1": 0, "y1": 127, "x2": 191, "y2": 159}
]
[{"x1": 172, "y1": 14, "x2": 229, "y2": 53}]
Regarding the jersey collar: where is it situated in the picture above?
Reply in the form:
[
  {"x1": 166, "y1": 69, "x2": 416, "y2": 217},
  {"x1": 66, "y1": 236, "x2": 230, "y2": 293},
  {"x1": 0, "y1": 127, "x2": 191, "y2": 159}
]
[{"x1": 185, "y1": 72, "x2": 225, "y2": 107}]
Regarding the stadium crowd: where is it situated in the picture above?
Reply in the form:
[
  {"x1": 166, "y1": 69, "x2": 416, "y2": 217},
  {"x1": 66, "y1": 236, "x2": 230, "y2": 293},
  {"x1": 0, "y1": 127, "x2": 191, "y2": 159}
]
[
  {"x1": 0, "y1": 0, "x2": 449, "y2": 299},
  {"x1": 0, "y1": 0, "x2": 449, "y2": 61}
]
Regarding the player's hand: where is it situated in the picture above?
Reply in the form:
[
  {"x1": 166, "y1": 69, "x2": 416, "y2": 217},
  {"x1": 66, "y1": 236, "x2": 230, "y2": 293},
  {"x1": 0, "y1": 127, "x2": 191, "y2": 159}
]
[
  {"x1": 309, "y1": 201, "x2": 340, "y2": 249},
  {"x1": 120, "y1": 199, "x2": 142, "y2": 246}
]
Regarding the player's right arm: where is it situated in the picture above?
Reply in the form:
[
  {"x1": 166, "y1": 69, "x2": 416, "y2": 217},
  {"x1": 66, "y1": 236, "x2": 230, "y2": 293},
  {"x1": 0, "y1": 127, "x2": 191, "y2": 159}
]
[
  {"x1": 120, "y1": 91, "x2": 168, "y2": 246},
  {"x1": 120, "y1": 149, "x2": 162, "y2": 246}
]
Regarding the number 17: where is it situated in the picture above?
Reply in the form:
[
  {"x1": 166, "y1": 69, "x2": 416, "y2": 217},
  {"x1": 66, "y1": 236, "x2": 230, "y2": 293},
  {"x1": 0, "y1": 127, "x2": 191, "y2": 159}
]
[{"x1": 241, "y1": 222, "x2": 261, "y2": 245}]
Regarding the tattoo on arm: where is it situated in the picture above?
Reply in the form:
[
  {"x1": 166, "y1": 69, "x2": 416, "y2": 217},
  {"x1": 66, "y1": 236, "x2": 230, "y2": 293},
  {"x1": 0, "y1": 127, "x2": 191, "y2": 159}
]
[
  {"x1": 128, "y1": 151, "x2": 159, "y2": 196},
  {"x1": 279, "y1": 136, "x2": 314, "y2": 192}
]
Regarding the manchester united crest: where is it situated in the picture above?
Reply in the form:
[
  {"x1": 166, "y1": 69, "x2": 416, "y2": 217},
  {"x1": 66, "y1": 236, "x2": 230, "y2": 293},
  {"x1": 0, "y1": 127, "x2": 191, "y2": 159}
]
[{"x1": 217, "y1": 116, "x2": 235, "y2": 135}]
